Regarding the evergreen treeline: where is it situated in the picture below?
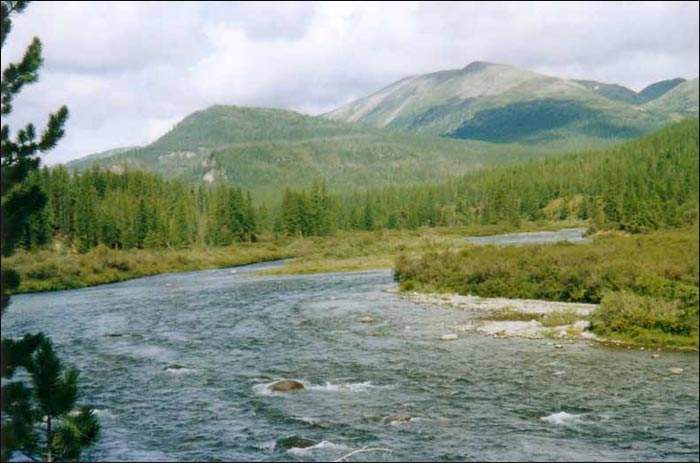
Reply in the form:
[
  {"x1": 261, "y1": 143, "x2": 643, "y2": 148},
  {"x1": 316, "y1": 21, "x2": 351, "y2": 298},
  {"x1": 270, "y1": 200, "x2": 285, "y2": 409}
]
[
  {"x1": 284, "y1": 119, "x2": 699, "y2": 234},
  {"x1": 19, "y1": 119, "x2": 699, "y2": 253},
  {"x1": 21, "y1": 167, "x2": 257, "y2": 251}
]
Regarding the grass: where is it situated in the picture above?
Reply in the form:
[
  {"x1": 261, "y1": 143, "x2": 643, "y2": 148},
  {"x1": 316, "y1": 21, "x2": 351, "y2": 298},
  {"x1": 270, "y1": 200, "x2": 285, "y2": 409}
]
[
  {"x1": 10, "y1": 219, "x2": 695, "y2": 350},
  {"x1": 541, "y1": 309, "x2": 582, "y2": 327},
  {"x1": 480, "y1": 308, "x2": 583, "y2": 327},
  {"x1": 395, "y1": 226, "x2": 699, "y2": 349},
  {"x1": 259, "y1": 219, "x2": 587, "y2": 275},
  {"x1": 6, "y1": 243, "x2": 292, "y2": 293},
  {"x1": 5, "y1": 220, "x2": 585, "y2": 294},
  {"x1": 482, "y1": 308, "x2": 542, "y2": 322}
]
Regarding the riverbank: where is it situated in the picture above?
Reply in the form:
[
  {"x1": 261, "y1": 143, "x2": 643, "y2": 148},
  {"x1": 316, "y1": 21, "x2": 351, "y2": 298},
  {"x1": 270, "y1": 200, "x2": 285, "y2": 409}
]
[
  {"x1": 401, "y1": 290, "x2": 597, "y2": 340},
  {"x1": 395, "y1": 226, "x2": 699, "y2": 350},
  {"x1": 400, "y1": 290, "x2": 700, "y2": 352},
  {"x1": 6, "y1": 220, "x2": 585, "y2": 294}
]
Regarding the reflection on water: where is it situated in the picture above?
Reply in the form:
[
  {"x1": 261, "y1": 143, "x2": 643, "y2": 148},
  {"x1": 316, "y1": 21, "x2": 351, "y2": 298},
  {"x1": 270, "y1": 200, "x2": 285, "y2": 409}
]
[{"x1": 4, "y1": 262, "x2": 698, "y2": 461}]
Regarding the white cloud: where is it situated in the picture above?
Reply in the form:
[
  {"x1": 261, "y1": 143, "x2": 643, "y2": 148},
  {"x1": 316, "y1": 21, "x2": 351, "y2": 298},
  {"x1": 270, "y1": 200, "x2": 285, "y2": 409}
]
[{"x1": 1, "y1": 1, "x2": 698, "y2": 164}]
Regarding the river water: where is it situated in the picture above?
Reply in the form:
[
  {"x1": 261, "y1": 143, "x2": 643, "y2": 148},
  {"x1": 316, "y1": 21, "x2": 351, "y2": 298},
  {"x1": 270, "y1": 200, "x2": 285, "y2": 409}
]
[
  {"x1": 4, "y1": 260, "x2": 698, "y2": 462},
  {"x1": 465, "y1": 228, "x2": 590, "y2": 246}
]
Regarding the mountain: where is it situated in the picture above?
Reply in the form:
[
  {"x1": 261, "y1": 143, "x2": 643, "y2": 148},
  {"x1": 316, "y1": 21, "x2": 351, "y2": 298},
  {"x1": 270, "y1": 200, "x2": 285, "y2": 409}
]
[
  {"x1": 644, "y1": 78, "x2": 699, "y2": 115},
  {"x1": 67, "y1": 105, "x2": 565, "y2": 199},
  {"x1": 638, "y1": 78, "x2": 687, "y2": 103},
  {"x1": 66, "y1": 146, "x2": 140, "y2": 168},
  {"x1": 325, "y1": 61, "x2": 698, "y2": 144},
  {"x1": 68, "y1": 64, "x2": 698, "y2": 197}
]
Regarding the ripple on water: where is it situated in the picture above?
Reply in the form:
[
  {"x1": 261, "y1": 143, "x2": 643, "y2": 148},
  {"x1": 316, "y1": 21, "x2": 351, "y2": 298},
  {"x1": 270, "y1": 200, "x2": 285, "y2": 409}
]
[
  {"x1": 253, "y1": 380, "x2": 388, "y2": 396},
  {"x1": 286, "y1": 440, "x2": 349, "y2": 455},
  {"x1": 308, "y1": 381, "x2": 386, "y2": 393},
  {"x1": 541, "y1": 411, "x2": 583, "y2": 426},
  {"x1": 3, "y1": 266, "x2": 698, "y2": 462}
]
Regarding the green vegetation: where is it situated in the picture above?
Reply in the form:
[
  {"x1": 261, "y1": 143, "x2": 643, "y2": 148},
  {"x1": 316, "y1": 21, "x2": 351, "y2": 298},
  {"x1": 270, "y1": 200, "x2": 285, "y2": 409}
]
[
  {"x1": 31, "y1": 117, "x2": 697, "y2": 253},
  {"x1": 392, "y1": 120, "x2": 699, "y2": 348},
  {"x1": 1, "y1": 2, "x2": 98, "y2": 460},
  {"x1": 645, "y1": 78, "x2": 699, "y2": 115},
  {"x1": 5, "y1": 58, "x2": 698, "y2": 355},
  {"x1": 395, "y1": 227, "x2": 699, "y2": 348},
  {"x1": 4, "y1": 225, "x2": 515, "y2": 292},
  {"x1": 395, "y1": 228, "x2": 698, "y2": 303},
  {"x1": 20, "y1": 167, "x2": 257, "y2": 252},
  {"x1": 6, "y1": 243, "x2": 290, "y2": 293},
  {"x1": 592, "y1": 292, "x2": 698, "y2": 348},
  {"x1": 330, "y1": 119, "x2": 698, "y2": 233},
  {"x1": 327, "y1": 61, "x2": 697, "y2": 143},
  {"x1": 637, "y1": 78, "x2": 687, "y2": 103},
  {"x1": 7, "y1": 222, "x2": 585, "y2": 293},
  {"x1": 483, "y1": 308, "x2": 582, "y2": 327},
  {"x1": 4, "y1": 336, "x2": 100, "y2": 461},
  {"x1": 67, "y1": 105, "x2": 565, "y2": 200},
  {"x1": 540, "y1": 309, "x2": 581, "y2": 327},
  {"x1": 447, "y1": 99, "x2": 644, "y2": 142}
]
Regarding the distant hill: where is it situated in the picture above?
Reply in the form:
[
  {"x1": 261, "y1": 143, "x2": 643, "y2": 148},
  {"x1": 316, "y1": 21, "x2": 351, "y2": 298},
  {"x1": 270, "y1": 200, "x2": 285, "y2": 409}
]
[
  {"x1": 638, "y1": 78, "x2": 687, "y2": 103},
  {"x1": 325, "y1": 61, "x2": 698, "y2": 144},
  {"x1": 67, "y1": 63, "x2": 698, "y2": 197},
  {"x1": 68, "y1": 105, "x2": 571, "y2": 199},
  {"x1": 66, "y1": 146, "x2": 140, "y2": 168},
  {"x1": 644, "y1": 78, "x2": 699, "y2": 115}
]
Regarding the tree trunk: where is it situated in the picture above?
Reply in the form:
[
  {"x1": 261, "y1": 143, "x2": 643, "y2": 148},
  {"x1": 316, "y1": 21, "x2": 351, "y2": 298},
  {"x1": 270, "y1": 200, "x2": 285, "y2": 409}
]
[{"x1": 46, "y1": 415, "x2": 52, "y2": 463}]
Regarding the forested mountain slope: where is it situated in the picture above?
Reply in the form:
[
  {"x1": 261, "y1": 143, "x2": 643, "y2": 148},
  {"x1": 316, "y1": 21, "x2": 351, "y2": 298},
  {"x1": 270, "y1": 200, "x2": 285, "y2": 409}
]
[
  {"x1": 326, "y1": 61, "x2": 698, "y2": 144},
  {"x1": 66, "y1": 105, "x2": 573, "y2": 198},
  {"x1": 29, "y1": 119, "x2": 698, "y2": 254}
]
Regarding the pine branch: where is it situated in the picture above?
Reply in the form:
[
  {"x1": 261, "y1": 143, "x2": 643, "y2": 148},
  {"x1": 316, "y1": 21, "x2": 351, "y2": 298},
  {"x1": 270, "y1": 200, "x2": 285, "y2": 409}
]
[{"x1": 1, "y1": 36, "x2": 42, "y2": 114}]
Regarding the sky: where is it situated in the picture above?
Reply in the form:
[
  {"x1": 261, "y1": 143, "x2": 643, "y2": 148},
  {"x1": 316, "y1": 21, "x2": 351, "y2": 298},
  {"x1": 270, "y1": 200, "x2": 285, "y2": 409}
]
[{"x1": 2, "y1": 1, "x2": 698, "y2": 164}]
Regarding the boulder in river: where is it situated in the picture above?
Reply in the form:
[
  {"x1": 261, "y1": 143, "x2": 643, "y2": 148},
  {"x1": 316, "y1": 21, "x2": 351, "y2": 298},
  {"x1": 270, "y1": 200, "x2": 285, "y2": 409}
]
[
  {"x1": 276, "y1": 435, "x2": 314, "y2": 450},
  {"x1": 440, "y1": 334, "x2": 458, "y2": 341},
  {"x1": 359, "y1": 315, "x2": 375, "y2": 323},
  {"x1": 164, "y1": 364, "x2": 186, "y2": 371},
  {"x1": 270, "y1": 379, "x2": 305, "y2": 392},
  {"x1": 388, "y1": 414, "x2": 412, "y2": 425},
  {"x1": 669, "y1": 367, "x2": 684, "y2": 375}
]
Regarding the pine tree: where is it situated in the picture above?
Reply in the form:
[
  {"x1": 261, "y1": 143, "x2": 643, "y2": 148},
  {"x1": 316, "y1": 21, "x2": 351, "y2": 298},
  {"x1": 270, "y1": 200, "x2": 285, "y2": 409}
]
[
  {"x1": 26, "y1": 338, "x2": 99, "y2": 462},
  {"x1": 1, "y1": 2, "x2": 99, "y2": 459}
]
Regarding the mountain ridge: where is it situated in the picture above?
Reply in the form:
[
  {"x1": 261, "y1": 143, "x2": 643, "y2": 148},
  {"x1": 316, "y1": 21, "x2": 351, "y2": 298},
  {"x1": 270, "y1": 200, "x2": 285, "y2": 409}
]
[
  {"x1": 66, "y1": 104, "x2": 597, "y2": 199},
  {"x1": 66, "y1": 62, "x2": 698, "y2": 197},
  {"x1": 325, "y1": 61, "x2": 698, "y2": 142}
]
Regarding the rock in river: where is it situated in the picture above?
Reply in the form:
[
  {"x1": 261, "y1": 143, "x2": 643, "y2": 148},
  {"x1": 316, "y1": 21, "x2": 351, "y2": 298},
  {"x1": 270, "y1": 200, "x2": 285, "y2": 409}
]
[
  {"x1": 164, "y1": 363, "x2": 186, "y2": 371},
  {"x1": 440, "y1": 334, "x2": 458, "y2": 341},
  {"x1": 276, "y1": 435, "x2": 315, "y2": 450},
  {"x1": 388, "y1": 414, "x2": 412, "y2": 425},
  {"x1": 270, "y1": 379, "x2": 305, "y2": 392},
  {"x1": 669, "y1": 367, "x2": 684, "y2": 375},
  {"x1": 359, "y1": 315, "x2": 375, "y2": 323}
]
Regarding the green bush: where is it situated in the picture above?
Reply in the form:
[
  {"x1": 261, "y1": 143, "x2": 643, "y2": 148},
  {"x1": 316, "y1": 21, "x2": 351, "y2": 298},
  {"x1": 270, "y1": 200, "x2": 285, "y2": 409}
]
[
  {"x1": 591, "y1": 291, "x2": 698, "y2": 348},
  {"x1": 395, "y1": 227, "x2": 699, "y2": 348}
]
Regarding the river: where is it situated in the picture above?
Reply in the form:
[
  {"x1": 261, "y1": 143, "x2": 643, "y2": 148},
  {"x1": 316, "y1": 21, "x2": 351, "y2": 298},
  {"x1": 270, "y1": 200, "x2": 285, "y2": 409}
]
[
  {"x1": 4, "y1": 259, "x2": 698, "y2": 461},
  {"x1": 465, "y1": 227, "x2": 591, "y2": 246}
]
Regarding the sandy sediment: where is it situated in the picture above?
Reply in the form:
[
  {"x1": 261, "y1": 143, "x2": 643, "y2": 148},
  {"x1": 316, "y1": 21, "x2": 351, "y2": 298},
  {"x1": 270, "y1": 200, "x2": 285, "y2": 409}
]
[{"x1": 400, "y1": 290, "x2": 598, "y2": 340}]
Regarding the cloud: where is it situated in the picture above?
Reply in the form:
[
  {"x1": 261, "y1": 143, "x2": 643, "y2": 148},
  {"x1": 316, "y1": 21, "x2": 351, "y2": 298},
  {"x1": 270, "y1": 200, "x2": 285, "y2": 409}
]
[{"x1": 1, "y1": 1, "x2": 698, "y2": 164}]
